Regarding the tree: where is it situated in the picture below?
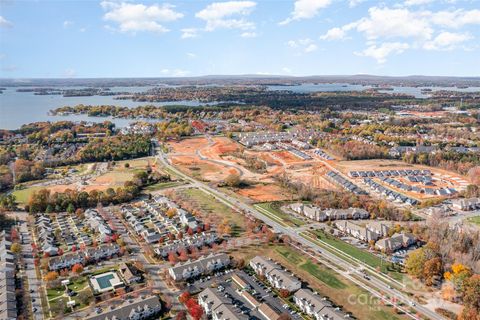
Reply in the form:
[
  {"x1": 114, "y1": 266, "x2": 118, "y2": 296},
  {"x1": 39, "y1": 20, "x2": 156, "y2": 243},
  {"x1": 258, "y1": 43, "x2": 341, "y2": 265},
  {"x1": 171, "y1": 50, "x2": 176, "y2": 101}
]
[
  {"x1": 179, "y1": 291, "x2": 191, "y2": 304},
  {"x1": 168, "y1": 252, "x2": 178, "y2": 264},
  {"x1": 67, "y1": 203, "x2": 75, "y2": 214},
  {"x1": 166, "y1": 207, "x2": 177, "y2": 219},
  {"x1": 44, "y1": 271, "x2": 59, "y2": 282},
  {"x1": 423, "y1": 257, "x2": 442, "y2": 286},
  {"x1": 77, "y1": 290, "x2": 93, "y2": 306},
  {"x1": 175, "y1": 311, "x2": 187, "y2": 320},
  {"x1": 461, "y1": 275, "x2": 480, "y2": 319},
  {"x1": 10, "y1": 242, "x2": 22, "y2": 254},
  {"x1": 225, "y1": 173, "x2": 241, "y2": 187},
  {"x1": 405, "y1": 248, "x2": 426, "y2": 279},
  {"x1": 72, "y1": 263, "x2": 84, "y2": 274},
  {"x1": 279, "y1": 289, "x2": 291, "y2": 298}
]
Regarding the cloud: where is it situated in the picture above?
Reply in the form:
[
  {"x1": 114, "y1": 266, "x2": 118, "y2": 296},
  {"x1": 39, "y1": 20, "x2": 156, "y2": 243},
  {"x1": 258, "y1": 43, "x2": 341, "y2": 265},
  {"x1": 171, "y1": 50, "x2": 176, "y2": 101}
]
[
  {"x1": 423, "y1": 31, "x2": 472, "y2": 50},
  {"x1": 181, "y1": 28, "x2": 199, "y2": 39},
  {"x1": 355, "y1": 42, "x2": 409, "y2": 63},
  {"x1": 100, "y1": 1, "x2": 183, "y2": 34},
  {"x1": 349, "y1": 0, "x2": 366, "y2": 8},
  {"x1": 186, "y1": 52, "x2": 197, "y2": 58},
  {"x1": 280, "y1": 0, "x2": 332, "y2": 25},
  {"x1": 430, "y1": 9, "x2": 480, "y2": 28},
  {"x1": 0, "y1": 16, "x2": 13, "y2": 28},
  {"x1": 241, "y1": 31, "x2": 257, "y2": 38},
  {"x1": 404, "y1": 0, "x2": 433, "y2": 6},
  {"x1": 281, "y1": 67, "x2": 293, "y2": 74},
  {"x1": 161, "y1": 68, "x2": 190, "y2": 77},
  {"x1": 287, "y1": 38, "x2": 318, "y2": 53},
  {"x1": 196, "y1": 1, "x2": 256, "y2": 31},
  {"x1": 63, "y1": 20, "x2": 74, "y2": 28},
  {"x1": 355, "y1": 7, "x2": 433, "y2": 41}
]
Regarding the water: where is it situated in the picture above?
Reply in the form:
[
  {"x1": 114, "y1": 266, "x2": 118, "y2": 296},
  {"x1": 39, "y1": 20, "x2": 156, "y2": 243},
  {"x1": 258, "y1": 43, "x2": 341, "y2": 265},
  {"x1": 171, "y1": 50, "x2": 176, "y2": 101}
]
[
  {"x1": 267, "y1": 83, "x2": 480, "y2": 98},
  {"x1": 2, "y1": 83, "x2": 479, "y2": 130},
  {"x1": 267, "y1": 83, "x2": 372, "y2": 93},
  {"x1": 0, "y1": 86, "x2": 220, "y2": 129}
]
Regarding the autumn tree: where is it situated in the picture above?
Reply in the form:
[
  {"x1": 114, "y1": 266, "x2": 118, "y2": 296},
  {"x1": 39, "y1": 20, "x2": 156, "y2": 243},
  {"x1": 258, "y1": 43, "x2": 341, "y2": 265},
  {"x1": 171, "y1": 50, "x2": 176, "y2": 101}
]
[
  {"x1": 72, "y1": 263, "x2": 84, "y2": 274},
  {"x1": 45, "y1": 271, "x2": 59, "y2": 282}
]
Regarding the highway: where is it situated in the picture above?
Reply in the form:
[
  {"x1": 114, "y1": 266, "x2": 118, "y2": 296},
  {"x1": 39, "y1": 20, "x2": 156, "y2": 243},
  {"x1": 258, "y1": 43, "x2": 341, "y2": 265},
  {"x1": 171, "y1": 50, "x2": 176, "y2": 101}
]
[{"x1": 153, "y1": 139, "x2": 444, "y2": 320}]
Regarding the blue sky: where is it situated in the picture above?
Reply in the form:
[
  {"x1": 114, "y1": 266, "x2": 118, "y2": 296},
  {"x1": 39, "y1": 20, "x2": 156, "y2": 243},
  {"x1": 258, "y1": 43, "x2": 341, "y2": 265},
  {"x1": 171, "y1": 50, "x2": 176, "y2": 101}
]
[{"x1": 1, "y1": 0, "x2": 479, "y2": 78}]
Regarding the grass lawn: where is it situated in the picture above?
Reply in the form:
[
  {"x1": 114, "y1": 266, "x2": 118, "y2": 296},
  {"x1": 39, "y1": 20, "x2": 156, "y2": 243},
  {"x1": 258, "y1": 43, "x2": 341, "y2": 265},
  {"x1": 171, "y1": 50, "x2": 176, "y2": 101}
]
[
  {"x1": 12, "y1": 186, "x2": 44, "y2": 204},
  {"x1": 47, "y1": 288, "x2": 65, "y2": 301},
  {"x1": 275, "y1": 246, "x2": 346, "y2": 289},
  {"x1": 144, "y1": 180, "x2": 185, "y2": 191},
  {"x1": 180, "y1": 188, "x2": 245, "y2": 236},
  {"x1": 254, "y1": 202, "x2": 306, "y2": 227},
  {"x1": 306, "y1": 230, "x2": 404, "y2": 281},
  {"x1": 230, "y1": 244, "x2": 406, "y2": 320},
  {"x1": 467, "y1": 215, "x2": 480, "y2": 226}
]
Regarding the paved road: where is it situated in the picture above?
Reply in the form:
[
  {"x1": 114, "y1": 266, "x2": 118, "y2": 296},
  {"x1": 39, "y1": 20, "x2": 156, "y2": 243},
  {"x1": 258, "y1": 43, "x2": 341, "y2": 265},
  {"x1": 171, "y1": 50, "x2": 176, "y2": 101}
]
[
  {"x1": 10, "y1": 212, "x2": 46, "y2": 320},
  {"x1": 153, "y1": 140, "x2": 444, "y2": 320}
]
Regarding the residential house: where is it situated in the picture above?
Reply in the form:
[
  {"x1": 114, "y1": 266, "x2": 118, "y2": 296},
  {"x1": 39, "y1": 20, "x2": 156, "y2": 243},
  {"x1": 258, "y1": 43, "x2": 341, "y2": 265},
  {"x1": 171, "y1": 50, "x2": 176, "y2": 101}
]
[{"x1": 250, "y1": 256, "x2": 301, "y2": 292}]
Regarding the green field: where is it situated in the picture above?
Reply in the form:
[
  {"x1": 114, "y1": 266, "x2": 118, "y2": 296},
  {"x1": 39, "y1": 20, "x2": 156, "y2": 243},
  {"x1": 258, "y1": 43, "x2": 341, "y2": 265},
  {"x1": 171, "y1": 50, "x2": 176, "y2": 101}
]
[
  {"x1": 144, "y1": 180, "x2": 185, "y2": 191},
  {"x1": 275, "y1": 246, "x2": 346, "y2": 289},
  {"x1": 180, "y1": 188, "x2": 245, "y2": 235},
  {"x1": 254, "y1": 202, "x2": 306, "y2": 227},
  {"x1": 467, "y1": 215, "x2": 480, "y2": 226},
  {"x1": 306, "y1": 230, "x2": 403, "y2": 281},
  {"x1": 269, "y1": 246, "x2": 402, "y2": 320},
  {"x1": 12, "y1": 186, "x2": 43, "y2": 204}
]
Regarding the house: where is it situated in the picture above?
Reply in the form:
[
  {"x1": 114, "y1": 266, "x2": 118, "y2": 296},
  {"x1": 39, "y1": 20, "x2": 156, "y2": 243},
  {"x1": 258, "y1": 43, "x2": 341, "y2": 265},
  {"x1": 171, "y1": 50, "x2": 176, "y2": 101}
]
[
  {"x1": 0, "y1": 233, "x2": 17, "y2": 320},
  {"x1": 294, "y1": 289, "x2": 347, "y2": 320},
  {"x1": 375, "y1": 233, "x2": 416, "y2": 252},
  {"x1": 48, "y1": 252, "x2": 85, "y2": 271},
  {"x1": 168, "y1": 253, "x2": 230, "y2": 281},
  {"x1": 335, "y1": 220, "x2": 389, "y2": 242},
  {"x1": 451, "y1": 198, "x2": 480, "y2": 211},
  {"x1": 198, "y1": 287, "x2": 249, "y2": 320},
  {"x1": 84, "y1": 295, "x2": 161, "y2": 320},
  {"x1": 250, "y1": 256, "x2": 301, "y2": 292},
  {"x1": 118, "y1": 262, "x2": 141, "y2": 285}
]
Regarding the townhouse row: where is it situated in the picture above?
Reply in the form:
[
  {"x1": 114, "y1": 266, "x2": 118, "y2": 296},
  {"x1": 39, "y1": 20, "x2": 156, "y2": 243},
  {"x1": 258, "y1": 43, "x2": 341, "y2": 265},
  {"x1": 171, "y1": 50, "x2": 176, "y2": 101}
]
[
  {"x1": 290, "y1": 203, "x2": 370, "y2": 222},
  {"x1": 250, "y1": 256, "x2": 349, "y2": 320},
  {"x1": 48, "y1": 243, "x2": 120, "y2": 271},
  {"x1": 168, "y1": 253, "x2": 230, "y2": 281},
  {"x1": 0, "y1": 231, "x2": 17, "y2": 320}
]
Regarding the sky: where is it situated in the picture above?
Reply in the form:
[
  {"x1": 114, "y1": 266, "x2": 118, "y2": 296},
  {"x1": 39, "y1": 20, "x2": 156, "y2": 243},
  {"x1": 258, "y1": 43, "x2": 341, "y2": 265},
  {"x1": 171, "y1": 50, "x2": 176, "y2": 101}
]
[{"x1": 0, "y1": 0, "x2": 479, "y2": 78}]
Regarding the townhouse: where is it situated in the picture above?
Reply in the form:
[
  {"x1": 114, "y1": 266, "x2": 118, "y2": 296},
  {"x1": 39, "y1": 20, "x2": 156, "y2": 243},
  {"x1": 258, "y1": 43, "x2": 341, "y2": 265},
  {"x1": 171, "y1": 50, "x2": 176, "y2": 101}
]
[
  {"x1": 294, "y1": 289, "x2": 348, "y2": 320},
  {"x1": 451, "y1": 198, "x2": 480, "y2": 211},
  {"x1": 35, "y1": 215, "x2": 59, "y2": 256},
  {"x1": 84, "y1": 209, "x2": 112, "y2": 239},
  {"x1": 198, "y1": 288, "x2": 249, "y2": 320},
  {"x1": 84, "y1": 295, "x2": 161, "y2": 320},
  {"x1": 48, "y1": 243, "x2": 120, "y2": 271},
  {"x1": 0, "y1": 232, "x2": 17, "y2": 320},
  {"x1": 168, "y1": 253, "x2": 230, "y2": 281},
  {"x1": 335, "y1": 220, "x2": 390, "y2": 242},
  {"x1": 154, "y1": 232, "x2": 219, "y2": 258},
  {"x1": 250, "y1": 256, "x2": 301, "y2": 292},
  {"x1": 326, "y1": 171, "x2": 367, "y2": 195},
  {"x1": 375, "y1": 233, "x2": 417, "y2": 252}
]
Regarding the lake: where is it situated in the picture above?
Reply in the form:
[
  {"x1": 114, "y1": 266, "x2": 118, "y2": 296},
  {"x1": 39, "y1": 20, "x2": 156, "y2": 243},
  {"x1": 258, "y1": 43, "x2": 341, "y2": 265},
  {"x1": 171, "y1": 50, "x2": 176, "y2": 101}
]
[
  {"x1": 267, "y1": 83, "x2": 480, "y2": 98},
  {"x1": 2, "y1": 83, "x2": 479, "y2": 130},
  {"x1": 0, "y1": 86, "x2": 218, "y2": 129}
]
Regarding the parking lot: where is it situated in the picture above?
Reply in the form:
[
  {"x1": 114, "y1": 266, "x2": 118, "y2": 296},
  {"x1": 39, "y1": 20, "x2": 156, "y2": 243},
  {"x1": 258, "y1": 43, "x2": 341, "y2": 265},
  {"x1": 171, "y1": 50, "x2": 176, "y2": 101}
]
[{"x1": 187, "y1": 269, "x2": 301, "y2": 319}]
